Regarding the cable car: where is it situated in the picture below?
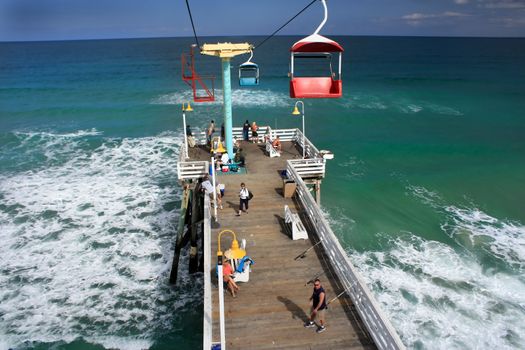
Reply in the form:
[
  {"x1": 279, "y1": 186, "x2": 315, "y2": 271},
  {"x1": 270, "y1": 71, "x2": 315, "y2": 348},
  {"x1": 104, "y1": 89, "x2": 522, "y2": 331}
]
[
  {"x1": 289, "y1": 0, "x2": 343, "y2": 98},
  {"x1": 239, "y1": 51, "x2": 259, "y2": 86}
]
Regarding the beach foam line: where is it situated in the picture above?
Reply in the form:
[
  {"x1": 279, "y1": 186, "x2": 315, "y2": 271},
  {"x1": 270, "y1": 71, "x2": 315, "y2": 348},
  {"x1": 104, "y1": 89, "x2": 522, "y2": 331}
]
[{"x1": 0, "y1": 130, "x2": 200, "y2": 349}]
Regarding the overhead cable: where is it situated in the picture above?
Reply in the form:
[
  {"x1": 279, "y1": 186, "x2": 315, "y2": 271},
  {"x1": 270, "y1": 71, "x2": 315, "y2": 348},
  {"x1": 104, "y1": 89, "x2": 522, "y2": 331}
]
[
  {"x1": 254, "y1": 0, "x2": 319, "y2": 49},
  {"x1": 185, "y1": 0, "x2": 200, "y2": 47}
]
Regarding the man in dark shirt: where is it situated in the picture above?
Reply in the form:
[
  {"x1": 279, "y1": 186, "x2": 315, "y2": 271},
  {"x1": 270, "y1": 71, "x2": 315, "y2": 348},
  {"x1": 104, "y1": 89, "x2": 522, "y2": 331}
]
[
  {"x1": 304, "y1": 278, "x2": 327, "y2": 333},
  {"x1": 242, "y1": 120, "x2": 250, "y2": 141}
]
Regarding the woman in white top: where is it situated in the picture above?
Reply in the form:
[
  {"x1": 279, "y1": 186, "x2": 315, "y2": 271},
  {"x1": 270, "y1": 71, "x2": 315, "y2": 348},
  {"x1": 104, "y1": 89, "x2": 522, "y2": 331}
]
[{"x1": 237, "y1": 182, "x2": 250, "y2": 216}]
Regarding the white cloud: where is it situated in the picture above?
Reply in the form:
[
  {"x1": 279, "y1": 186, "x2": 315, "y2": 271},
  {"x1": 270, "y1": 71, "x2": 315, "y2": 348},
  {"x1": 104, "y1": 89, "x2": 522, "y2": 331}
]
[
  {"x1": 490, "y1": 16, "x2": 525, "y2": 26},
  {"x1": 402, "y1": 11, "x2": 471, "y2": 25},
  {"x1": 455, "y1": 0, "x2": 470, "y2": 4},
  {"x1": 480, "y1": 0, "x2": 525, "y2": 8}
]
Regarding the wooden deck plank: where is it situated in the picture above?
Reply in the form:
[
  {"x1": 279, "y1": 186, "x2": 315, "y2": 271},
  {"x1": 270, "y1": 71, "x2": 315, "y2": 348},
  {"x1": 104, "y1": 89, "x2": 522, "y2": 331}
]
[{"x1": 194, "y1": 140, "x2": 376, "y2": 349}]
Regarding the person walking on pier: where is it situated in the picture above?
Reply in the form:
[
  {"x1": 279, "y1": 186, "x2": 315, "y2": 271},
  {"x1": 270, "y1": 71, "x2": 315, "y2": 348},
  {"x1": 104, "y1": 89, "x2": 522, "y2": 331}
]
[
  {"x1": 304, "y1": 278, "x2": 327, "y2": 333},
  {"x1": 237, "y1": 182, "x2": 250, "y2": 216}
]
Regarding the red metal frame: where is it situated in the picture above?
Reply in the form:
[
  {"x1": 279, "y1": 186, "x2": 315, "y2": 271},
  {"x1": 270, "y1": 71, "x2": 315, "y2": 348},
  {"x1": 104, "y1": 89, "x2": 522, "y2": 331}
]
[{"x1": 182, "y1": 45, "x2": 215, "y2": 103}]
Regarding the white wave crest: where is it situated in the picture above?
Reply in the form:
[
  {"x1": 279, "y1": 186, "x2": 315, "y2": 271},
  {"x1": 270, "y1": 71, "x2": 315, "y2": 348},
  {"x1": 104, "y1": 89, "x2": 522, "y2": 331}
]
[
  {"x1": 348, "y1": 234, "x2": 525, "y2": 350},
  {"x1": 337, "y1": 156, "x2": 367, "y2": 179},
  {"x1": 408, "y1": 185, "x2": 525, "y2": 272},
  {"x1": 13, "y1": 128, "x2": 103, "y2": 139},
  {"x1": 0, "y1": 130, "x2": 198, "y2": 348},
  {"x1": 442, "y1": 206, "x2": 525, "y2": 271},
  {"x1": 341, "y1": 93, "x2": 462, "y2": 116},
  {"x1": 151, "y1": 88, "x2": 290, "y2": 107}
]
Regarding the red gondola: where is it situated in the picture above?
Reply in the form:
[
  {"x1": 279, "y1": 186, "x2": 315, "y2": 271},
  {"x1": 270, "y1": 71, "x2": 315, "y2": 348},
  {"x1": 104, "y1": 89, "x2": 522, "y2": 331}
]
[{"x1": 289, "y1": 0, "x2": 343, "y2": 98}]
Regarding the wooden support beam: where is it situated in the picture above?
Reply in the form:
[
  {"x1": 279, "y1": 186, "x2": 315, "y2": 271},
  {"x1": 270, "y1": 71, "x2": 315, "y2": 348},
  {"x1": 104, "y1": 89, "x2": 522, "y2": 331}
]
[
  {"x1": 169, "y1": 186, "x2": 191, "y2": 284},
  {"x1": 189, "y1": 185, "x2": 200, "y2": 273}
]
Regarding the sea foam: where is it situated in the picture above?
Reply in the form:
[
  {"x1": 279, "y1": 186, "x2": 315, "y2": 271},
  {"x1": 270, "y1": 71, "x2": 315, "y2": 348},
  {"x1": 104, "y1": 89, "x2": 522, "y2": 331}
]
[
  {"x1": 409, "y1": 185, "x2": 525, "y2": 272},
  {"x1": 151, "y1": 88, "x2": 290, "y2": 108},
  {"x1": 348, "y1": 234, "x2": 525, "y2": 350},
  {"x1": 0, "y1": 130, "x2": 198, "y2": 349}
]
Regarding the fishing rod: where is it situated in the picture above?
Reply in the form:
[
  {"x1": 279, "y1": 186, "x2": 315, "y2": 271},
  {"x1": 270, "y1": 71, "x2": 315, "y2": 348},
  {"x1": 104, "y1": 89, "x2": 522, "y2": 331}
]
[
  {"x1": 294, "y1": 238, "x2": 323, "y2": 260},
  {"x1": 305, "y1": 270, "x2": 327, "y2": 286},
  {"x1": 326, "y1": 289, "x2": 348, "y2": 306}
]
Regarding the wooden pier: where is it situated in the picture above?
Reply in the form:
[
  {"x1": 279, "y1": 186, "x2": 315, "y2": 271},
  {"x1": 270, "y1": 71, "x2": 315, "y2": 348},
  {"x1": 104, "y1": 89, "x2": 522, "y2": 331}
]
[{"x1": 176, "y1": 127, "x2": 405, "y2": 350}]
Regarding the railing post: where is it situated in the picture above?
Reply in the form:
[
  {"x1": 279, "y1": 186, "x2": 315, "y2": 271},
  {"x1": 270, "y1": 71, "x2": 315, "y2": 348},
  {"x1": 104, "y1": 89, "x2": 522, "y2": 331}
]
[
  {"x1": 211, "y1": 157, "x2": 218, "y2": 220},
  {"x1": 217, "y1": 254, "x2": 226, "y2": 350}
]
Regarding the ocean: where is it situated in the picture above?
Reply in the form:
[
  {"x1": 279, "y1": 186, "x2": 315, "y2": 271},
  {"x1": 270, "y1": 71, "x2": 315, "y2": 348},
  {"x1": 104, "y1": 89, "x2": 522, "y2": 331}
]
[{"x1": 0, "y1": 36, "x2": 524, "y2": 349}]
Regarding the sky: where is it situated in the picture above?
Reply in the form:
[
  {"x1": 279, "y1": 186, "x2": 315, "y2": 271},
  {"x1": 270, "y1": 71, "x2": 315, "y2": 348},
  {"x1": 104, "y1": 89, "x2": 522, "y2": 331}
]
[{"x1": 1, "y1": 0, "x2": 524, "y2": 41}]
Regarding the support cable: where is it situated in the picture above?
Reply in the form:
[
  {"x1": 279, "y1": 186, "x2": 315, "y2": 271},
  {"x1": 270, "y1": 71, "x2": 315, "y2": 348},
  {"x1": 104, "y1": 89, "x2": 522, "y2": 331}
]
[
  {"x1": 254, "y1": 0, "x2": 319, "y2": 49},
  {"x1": 185, "y1": 0, "x2": 200, "y2": 47}
]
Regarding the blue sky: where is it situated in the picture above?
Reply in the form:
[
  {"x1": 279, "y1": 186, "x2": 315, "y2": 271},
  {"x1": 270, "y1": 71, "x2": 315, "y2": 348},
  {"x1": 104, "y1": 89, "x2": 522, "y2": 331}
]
[{"x1": 1, "y1": 0, "x2": 524, "y2": 41}]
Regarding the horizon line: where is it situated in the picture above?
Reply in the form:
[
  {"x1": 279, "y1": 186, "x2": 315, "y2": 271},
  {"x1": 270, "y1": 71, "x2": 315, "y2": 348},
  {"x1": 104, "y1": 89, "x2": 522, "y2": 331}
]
[{"x1": 1, "y1": 33, "x2": 524, "y2": 44}]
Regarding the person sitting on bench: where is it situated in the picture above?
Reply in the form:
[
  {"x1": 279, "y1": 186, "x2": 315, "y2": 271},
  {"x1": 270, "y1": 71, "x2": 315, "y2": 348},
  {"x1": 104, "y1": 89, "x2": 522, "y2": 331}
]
[
  {"x1": 233, "y1": 137, "x2": 241, "y2": 153},
  {"x1": 272, "y1": 136, "x2": 282, "y2": 153},
  {"x1": 223, "y1": 260, "x2": 240, "y2": 297},
  {"x1": 234, "y1": 148, "x2": 246, "y2": 167},
  {"x1": 216, "y1": 152, "x2": 230, "y2": 170}
]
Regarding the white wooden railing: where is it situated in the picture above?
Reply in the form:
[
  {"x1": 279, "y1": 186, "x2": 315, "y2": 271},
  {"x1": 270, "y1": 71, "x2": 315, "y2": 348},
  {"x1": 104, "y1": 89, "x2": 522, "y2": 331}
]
[
  {"x1": 286, "y1": 162, "x2": 406, "y2": 350},
  {"x1": 293, "y1": 129, "x2": 322, "y2": 159},
  {"x1": 203, "y1": 195, "x2": 213, "y2": 349},
  {"x1": 288, "y1": 158, "x2": 325, "y2": 178},
  {"x1": 177, "y1": 160, "x2": 209, "y2": 180},
  {"x1": 178, "y1": 126, "x2": 330, "y2": 180},
  {"x1": 177, "y1": 142, "x2": 208, "y2": 180}
]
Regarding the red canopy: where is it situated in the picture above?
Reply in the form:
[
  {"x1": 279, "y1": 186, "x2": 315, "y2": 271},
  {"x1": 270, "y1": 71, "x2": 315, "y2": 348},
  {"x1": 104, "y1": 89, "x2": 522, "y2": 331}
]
[{"x1": 291, "y1": 34, "x2": 343, "y2": 53}]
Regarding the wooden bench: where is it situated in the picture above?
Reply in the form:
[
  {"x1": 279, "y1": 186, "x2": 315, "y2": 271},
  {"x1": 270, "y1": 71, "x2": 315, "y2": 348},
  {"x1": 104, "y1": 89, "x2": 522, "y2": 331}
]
[
  {"x1": 266, "y1": 140, "x2": 281, "y2": 158},
  {"x1": 284, "y1": 205, "x2": 308, "y2": 240}
]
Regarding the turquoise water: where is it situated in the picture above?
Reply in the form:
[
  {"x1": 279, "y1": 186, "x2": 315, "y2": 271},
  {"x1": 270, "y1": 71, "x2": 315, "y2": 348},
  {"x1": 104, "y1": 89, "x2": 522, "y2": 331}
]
[{"x1": 1, "y1": 36, "x2": 524, "y2": 349}]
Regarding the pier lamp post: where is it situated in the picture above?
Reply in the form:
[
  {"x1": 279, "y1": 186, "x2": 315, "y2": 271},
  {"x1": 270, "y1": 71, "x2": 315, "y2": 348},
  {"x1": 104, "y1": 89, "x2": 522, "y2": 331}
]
[
  {"x1": 217, "y1": 230, "x2": 246, "y2": 350},
  {"x1": 292, "y1": 101, "x2": 305, "y2": 158},
  {"x1": 182, "y1": 102, "x2": 193, "y2": 159}
]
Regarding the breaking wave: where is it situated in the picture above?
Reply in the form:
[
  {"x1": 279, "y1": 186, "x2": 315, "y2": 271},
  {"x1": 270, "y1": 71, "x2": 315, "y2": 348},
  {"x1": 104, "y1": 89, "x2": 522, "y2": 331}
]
[
  {"x1": 151, "y1": 88, "x2": 289, "y2": 108},
  {"x1": 408, "y1": 185, "x2": 525, "y2": 272},
  {"x1": 348, "y1": 234, "x2": 525, "y2": 350},
  {"x1": 0, "y1": 130, "x2": 198, "y2": 349}
]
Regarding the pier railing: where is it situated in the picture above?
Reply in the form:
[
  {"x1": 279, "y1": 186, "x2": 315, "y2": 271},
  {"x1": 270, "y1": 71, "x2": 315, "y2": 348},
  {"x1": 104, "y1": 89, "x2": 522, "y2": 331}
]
[
  {"x1": 177, "y1": 160, "x2": 209, "y2": 180},
  {"x1": 288, "y1": 158, "x2": 325, "y2": 178},
  {"x1": 203, "y1": 194, "x2": 213, "y2": 349},
  {"x1": 286, "y1": 162, "x2": 406, "y2": 350},
  {"x1": 177, "y1": 144, "x2": 209, "y2": 180},
  {"x1": 178, "y1": 126, "x2": 329, "y2": 180}
]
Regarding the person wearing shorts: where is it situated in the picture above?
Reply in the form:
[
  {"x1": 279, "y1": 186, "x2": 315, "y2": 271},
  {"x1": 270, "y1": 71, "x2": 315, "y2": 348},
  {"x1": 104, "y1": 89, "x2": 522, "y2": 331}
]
[
  {"x1": 251, "y1": 121, "x2": 259, "y2": 143},
  {"x1": 304, "y1": 278, "x2": 327, "y2": 333}
]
